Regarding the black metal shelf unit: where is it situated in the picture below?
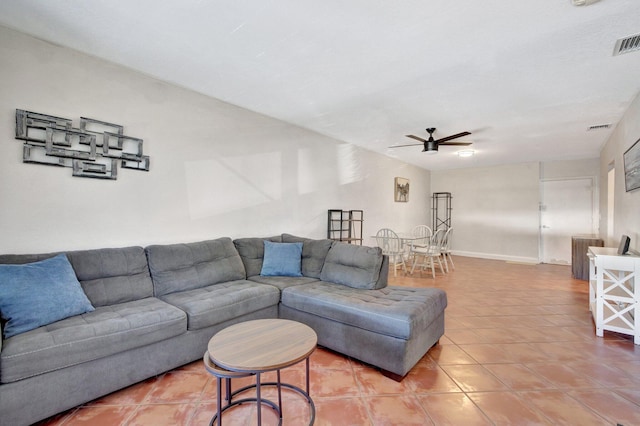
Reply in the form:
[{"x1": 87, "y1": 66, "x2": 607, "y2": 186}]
[
  {"x1": 431, "y1": 192, "x2": 452, "y2": 233},
  {"x1": 327, "y1": 209, "x2": 363, "y2": 245}
]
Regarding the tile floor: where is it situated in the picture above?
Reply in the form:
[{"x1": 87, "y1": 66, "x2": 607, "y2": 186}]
[{"x1": 36, "y1": 256, "x2": 640, "y2": 425}]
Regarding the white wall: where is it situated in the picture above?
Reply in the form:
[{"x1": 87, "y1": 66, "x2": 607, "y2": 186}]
[
  {"x1": 431, "y1": 158, "x2": 600, "y2": 263},
  {"x1": 0, "y1": 26, "x2": 430, "y2": 253},
  {"x1": 540, "y1": 158, "x2": 599, "y2": 181},
  {"x1": 599, "y1": 91, "x2": 640, "y2": 250},
  {"x1": 431, "y1": 162, "x2": 541, "y2": 262}
]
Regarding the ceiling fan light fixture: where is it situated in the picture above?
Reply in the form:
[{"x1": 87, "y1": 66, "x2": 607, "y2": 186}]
[
  {"x1": 457, "y1": 149, "x2": 475, "y2": 157},
  {"x1": 392, "y1": 127, "x2": 473, "y2": 155},
  {"x1": 425, "y1": 139, "x2": 438, "y2": 152}
]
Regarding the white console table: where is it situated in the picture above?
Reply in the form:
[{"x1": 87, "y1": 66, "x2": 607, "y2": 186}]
[{"x1": 588, "y1": 246, "x2": 640, "y2": 344}]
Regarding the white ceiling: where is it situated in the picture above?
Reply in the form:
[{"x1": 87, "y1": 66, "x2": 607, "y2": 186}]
[{"x1": 1, "y1": 0, "x2": 639, "y2": 170}]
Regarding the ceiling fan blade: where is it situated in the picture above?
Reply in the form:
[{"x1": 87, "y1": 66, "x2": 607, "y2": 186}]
[
  {"x1": 388, "y1": 143, "x2": 423, "y2": 148},
  {"x1": 439, "y1": 141, "x2": 472, "y2": 146},
  {"x1": 435, "y1": 131, "x2": 471, "y2": 144},
  {"x1": 405, "y1": 134, "x2": 427, "y2": 143}
]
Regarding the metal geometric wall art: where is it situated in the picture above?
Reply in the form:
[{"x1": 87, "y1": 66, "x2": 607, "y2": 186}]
[{"x1": 15, "y1": 109, "x2": 149, "y2": 180}]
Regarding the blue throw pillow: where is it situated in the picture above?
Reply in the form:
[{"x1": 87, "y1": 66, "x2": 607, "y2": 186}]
[
  {"x1": 0, "y1": 254, "x2": 95, "y2": 339},
  {"x1": 260, "y1": 241, "x2": 303, "y2": 277}
]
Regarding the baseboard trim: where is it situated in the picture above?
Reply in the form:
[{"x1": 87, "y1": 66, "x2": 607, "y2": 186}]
[{"x1": 451, "y1": 250, "x2": 540, "y2": 265}]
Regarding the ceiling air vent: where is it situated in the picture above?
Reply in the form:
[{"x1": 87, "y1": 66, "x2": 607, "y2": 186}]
[
  {"x1": 587, "y1": 124, "x2": 611, "y2": 131},
  {"x1": 613, "y1": 33, "x2": 640, "y2": 56}
]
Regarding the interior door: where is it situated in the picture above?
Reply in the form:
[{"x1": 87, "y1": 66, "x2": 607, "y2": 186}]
[{"x1": 541, "y1": 178, "x2": 595, "y2": 265}]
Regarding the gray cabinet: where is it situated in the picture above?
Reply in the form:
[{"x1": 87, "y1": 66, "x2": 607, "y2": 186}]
[{"x1": 571, "y1": 235, "x2": 603, "y2": 280}]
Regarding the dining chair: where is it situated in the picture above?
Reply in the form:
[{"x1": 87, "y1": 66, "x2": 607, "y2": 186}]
[
  {"x1": 410, "y1": 225, "x2": 432, "y2": 248},
  {"x1": 375, "y1": 228, "x2": 406, "y2": 277},
  {"x1": 439, "y1": 227, "x2": 454, "y2": 272},
  {"x1": 409, "y1": 228, "x2": 444, "y2": 279}
]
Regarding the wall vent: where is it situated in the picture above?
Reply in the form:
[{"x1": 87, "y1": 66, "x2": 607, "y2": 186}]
[
  {"x1": 613, "y1": 33, "x2": 640, "y2": 56},
  {"x1": 587, "y1": 124, "x2": 611, "y2": 131}
]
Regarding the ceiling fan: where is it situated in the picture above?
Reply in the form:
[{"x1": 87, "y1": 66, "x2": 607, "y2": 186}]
[{"x1": 389, "y1": 128, "x2": 472, "y2": 154}]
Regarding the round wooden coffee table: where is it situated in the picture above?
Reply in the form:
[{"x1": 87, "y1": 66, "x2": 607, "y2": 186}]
[{"x1": 206, "y1": 319, "x2": 317, "y2": 425}]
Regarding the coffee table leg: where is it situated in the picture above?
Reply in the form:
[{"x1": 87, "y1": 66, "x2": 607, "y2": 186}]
[
  {"x1": 256, "y1": 372, "x2": 262, "y2": 426},
  {"x1": 306, "y1": 357, "x2": 310, "y2": 394},
  {"x1": 277, "y1": 370, "x2": 283, "y2": 418},
  {"x1": 217, "y1": 377, "x2": 223, "y2": 426}
]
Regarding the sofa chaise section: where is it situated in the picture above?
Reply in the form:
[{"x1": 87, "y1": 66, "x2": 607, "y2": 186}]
[
  {"x1": 280, "y1": 283, "x2": 447, "y2": 379},
  {"x1": 279, "y1": 240, "x2": 445, "y2": 379},
  {"x1": 236, "y1": 235, "x2": 443, "y2": 379}
]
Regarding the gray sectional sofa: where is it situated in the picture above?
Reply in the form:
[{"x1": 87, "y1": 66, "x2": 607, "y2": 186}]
[{"x1": 0, "y1": 234, "x2": 447, "y2": 426}]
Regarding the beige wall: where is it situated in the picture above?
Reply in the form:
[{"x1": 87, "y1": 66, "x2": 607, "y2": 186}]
[
  {"x1": 599, "y1": 91, "x2": 640, "y2": 250},
  {"x1": 431, "y1": 158, "x2": 600, "y2": 263},
  {"x1": 431, "y1": 162, "x2": 541, "y2": 262},
  {"x1": 541, "y1": 158, "x2": 599, "y2": 181},
  {"x1": 0, "y1": 26, "x2": 430, "y2": 253}
]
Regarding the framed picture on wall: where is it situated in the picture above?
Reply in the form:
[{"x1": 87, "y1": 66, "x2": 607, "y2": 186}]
[
  {"x1": 394, "y1": 177, "x2": 409, "y2": 202},
  {"x1": 623, "y1": 137, "x2": 640, "y2": 192}
]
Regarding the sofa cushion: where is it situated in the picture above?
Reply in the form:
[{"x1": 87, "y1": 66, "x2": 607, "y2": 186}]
[
  {"x1": 281, "y1": 282, "x2": 447, "y2": 340},
  {"x1": 0, "y1": 254, "x2": 95, "y2": 338},
  {"x1": 159, "y1": 280, "x2": 280, "y2": 330},
  {"x1": 320, "y1": 243, "x2": 384, "y2": 289},
  {"x1": 146, "y1": 238, "x2": 247, "y2": 297},
  {"x1": 0, "y1": 246, "x2": 154, "y2": 308},
  {"x1": 261, "y1": 241, "x2": 303, "y2": 277},
  {"x1": 281, "y1": 234, "x2": 334, "y2": 278},
  {"x1": 233, "y1": 236, "x2": 283, "y2": 277},
  {"x1": 248, "y1": 275, "x2": 320, "y2": 291},
  {"x1": 66, "y1": 246, "x2": 154, "y2": 306},
  {"x1": 0, "y1": 297, "x2": 186, "y2": 384}
]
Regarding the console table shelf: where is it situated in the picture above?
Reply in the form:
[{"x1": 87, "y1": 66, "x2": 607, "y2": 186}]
[{"x1": 588, "y1": 246, "x2": 640, "y2": 344}]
